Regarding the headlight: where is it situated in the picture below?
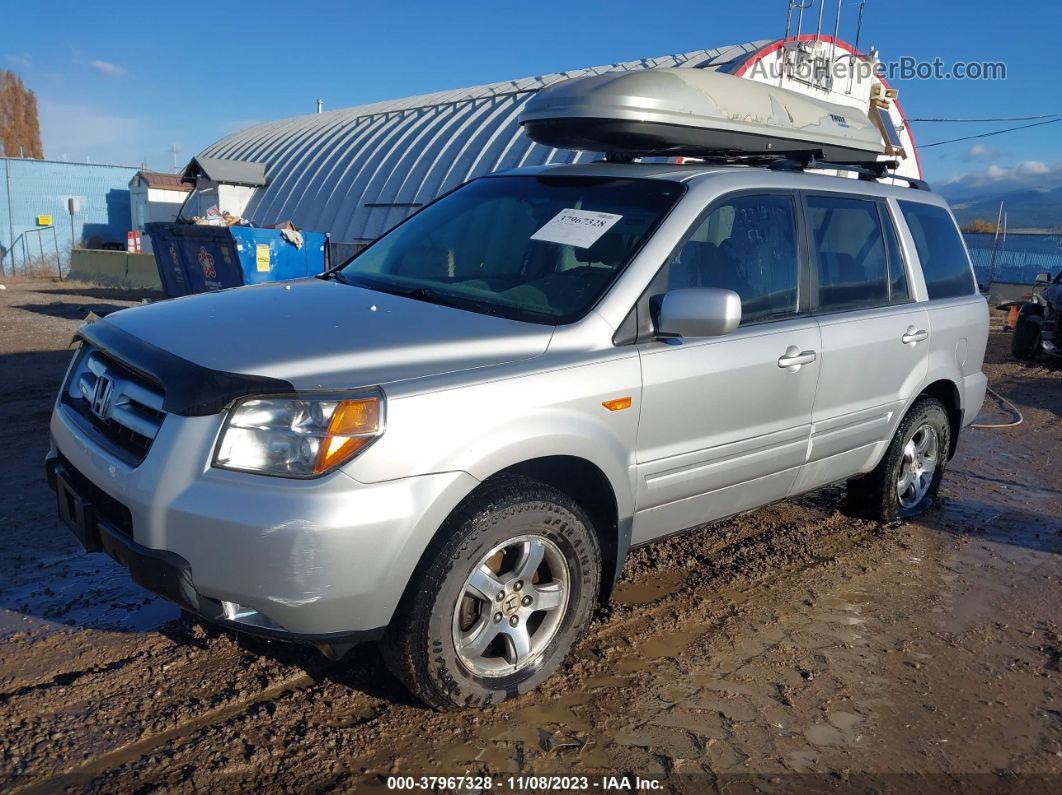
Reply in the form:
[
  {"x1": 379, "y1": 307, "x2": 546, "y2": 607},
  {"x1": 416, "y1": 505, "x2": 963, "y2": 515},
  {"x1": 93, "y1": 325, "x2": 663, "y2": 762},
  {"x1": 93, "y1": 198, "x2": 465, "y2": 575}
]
[{"x1": 213, "y1": 392, "x2": 384, "y2": 478}]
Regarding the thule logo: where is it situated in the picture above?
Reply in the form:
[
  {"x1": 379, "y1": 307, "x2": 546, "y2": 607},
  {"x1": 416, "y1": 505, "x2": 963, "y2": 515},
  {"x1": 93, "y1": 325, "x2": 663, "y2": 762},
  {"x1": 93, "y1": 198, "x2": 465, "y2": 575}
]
[{"x1": 91, "y1": 375, "x2": 114, "y2": 420}]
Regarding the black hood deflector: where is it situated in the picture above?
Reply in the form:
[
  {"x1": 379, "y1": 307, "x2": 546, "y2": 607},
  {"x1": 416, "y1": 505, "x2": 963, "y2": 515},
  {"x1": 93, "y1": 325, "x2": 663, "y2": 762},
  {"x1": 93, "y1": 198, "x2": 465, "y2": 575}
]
[{"x1": 77, "y1": 319, "x2": 296, "y2": 417}]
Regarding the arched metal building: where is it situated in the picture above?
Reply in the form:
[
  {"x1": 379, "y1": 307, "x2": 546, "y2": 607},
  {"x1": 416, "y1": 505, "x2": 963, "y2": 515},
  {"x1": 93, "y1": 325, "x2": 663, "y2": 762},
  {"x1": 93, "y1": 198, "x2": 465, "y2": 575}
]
[
  {"x1": 197, "y1": 36, "x2": 919, "y2": 247},
  {"x1": 197, "y1": 42, "x2": 769, "y2": 244}
]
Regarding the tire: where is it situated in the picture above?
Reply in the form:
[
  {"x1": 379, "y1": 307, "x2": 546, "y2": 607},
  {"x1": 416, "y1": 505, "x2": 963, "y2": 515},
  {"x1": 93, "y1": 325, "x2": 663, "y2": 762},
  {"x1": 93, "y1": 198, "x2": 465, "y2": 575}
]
[
  {"x1": 846, "y1": 396, "x2": 952, "y2": 522},
  {"x1": 1011, "y1": 309, "x2": 1041, "y2": 360},
  {"x1": 381, "y1": 476, "x2": 601, "y2": 710}
]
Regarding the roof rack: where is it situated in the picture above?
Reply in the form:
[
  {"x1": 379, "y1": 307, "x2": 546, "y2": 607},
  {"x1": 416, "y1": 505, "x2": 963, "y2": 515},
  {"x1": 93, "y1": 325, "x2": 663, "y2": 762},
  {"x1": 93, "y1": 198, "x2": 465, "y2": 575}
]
[
  {"x1": 599, "y1": 148, "x2": 930, "y2": 190},
  {"x1": 603, "y1": 148, "x2": 829, "y2": 166},
  {"x1": 766, "y1": 152, "x2": 931, "y2": 190}
]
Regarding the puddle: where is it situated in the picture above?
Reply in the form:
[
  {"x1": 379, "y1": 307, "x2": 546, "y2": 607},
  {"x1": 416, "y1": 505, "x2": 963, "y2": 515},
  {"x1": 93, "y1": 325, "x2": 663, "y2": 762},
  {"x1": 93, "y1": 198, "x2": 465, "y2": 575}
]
[
  {"x1": 510, "y1": 692, "x2": 594, "y2": 733},
  {"x1": 828, "y1": 711, "x2": 864, "y2": 731},
  {"x1": 612, "y1": 570, "x2": 688, "y2": 605},
  {"x1": 804, "y1": 722, "x2": 847, "y2": 747},
  {"x1": 616, "y1": 625, "x2": 709, "y2": 673},
  {"x1": 583, "y1": 673, "x2": 630, "y2": 690},
  {"x1": 641, "y1": 625, "x2": 708, "y2": 658}
]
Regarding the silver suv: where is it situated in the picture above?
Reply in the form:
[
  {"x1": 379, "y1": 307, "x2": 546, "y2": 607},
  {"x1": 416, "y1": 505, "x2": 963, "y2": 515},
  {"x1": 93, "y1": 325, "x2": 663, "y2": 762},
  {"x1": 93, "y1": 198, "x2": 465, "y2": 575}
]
[{"x1": 48, "y1": 162, "x2": 988, "y2": 709}]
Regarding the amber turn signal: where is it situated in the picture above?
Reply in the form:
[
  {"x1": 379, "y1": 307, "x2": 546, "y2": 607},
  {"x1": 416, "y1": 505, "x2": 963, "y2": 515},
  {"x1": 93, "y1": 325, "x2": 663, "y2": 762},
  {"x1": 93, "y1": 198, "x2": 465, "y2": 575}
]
[
  {"x1": 601, "y1": 396, "x2": 632, "y2": 412},
  {"x1": 314, "y1": 398, "x2": 382, "y2": 474}
]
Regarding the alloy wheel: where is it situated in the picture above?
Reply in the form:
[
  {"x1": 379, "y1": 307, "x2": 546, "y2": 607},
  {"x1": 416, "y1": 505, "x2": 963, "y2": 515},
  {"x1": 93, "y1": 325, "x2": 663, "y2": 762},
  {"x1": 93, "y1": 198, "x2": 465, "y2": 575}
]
[
  {"x1": 897, "y1": 423, "x2": 939, "y2": 509},
  {"x1": 451, "y1": 535, "x2": 570, "y2": 677}
]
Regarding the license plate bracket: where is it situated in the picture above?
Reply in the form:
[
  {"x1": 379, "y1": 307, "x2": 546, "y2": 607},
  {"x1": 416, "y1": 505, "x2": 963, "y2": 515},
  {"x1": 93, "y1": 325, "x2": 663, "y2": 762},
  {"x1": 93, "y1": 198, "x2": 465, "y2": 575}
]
[{"x1": 56, "y1": 474, "x2": 101, "y2": 552}]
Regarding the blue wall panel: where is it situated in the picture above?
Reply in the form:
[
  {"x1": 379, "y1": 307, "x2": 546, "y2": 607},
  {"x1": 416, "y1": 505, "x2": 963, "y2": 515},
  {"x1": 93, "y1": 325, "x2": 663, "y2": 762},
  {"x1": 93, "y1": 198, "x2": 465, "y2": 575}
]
[{"x1": 1, "y1": 157, "x2": 138, "y2": 273}]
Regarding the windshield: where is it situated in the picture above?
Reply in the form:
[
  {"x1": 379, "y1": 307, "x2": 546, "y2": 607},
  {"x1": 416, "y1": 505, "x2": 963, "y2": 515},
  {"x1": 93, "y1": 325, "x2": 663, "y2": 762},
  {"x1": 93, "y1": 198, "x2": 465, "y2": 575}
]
[{"x1": 337, "y1": 175, "x2": 684, "y2": 324}]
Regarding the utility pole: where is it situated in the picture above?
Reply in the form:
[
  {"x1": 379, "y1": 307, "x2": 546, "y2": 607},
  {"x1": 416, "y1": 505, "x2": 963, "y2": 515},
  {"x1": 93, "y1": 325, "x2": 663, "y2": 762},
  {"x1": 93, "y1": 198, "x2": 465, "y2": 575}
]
[
  {"x1": 4, "y1": 158, "x2": 15, "y2": 276},
  {"x1": 987, "y1": 201, "x2": 1004, "y2": 288}
]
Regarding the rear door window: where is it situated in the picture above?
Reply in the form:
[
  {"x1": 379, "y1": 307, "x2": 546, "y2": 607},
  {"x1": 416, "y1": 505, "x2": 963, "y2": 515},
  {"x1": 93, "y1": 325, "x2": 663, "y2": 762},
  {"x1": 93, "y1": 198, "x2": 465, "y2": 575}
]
[
  {"x1": 898, "y1": 201, "x2": 977, "y2": 299},
  {"x1": 667, "y1": 193, "x2": 799, "y2": 325},
  {"x1": 806, "y1": 195, "x2": 889, "y2": 313}
]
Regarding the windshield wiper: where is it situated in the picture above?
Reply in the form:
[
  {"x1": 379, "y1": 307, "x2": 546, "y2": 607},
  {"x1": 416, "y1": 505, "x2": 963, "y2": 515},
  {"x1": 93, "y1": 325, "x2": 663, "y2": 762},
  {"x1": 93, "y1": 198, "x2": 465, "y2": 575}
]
[
  {"x1": 398, "y1": 286, "x2": 502, "y2": 315},
  {"x1": 316, "y1": 269, "x2": 347, "y2": 283},
  {"x1": 318, "y1": 273, "x2": 511, "y2": 318}
]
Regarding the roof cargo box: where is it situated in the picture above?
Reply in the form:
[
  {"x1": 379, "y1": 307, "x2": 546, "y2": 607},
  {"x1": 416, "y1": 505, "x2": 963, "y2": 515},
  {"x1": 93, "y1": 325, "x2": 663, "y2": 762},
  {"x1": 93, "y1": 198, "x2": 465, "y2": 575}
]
[{"x1": 520, "y1": 68, "x2": 885, "y2": 162}]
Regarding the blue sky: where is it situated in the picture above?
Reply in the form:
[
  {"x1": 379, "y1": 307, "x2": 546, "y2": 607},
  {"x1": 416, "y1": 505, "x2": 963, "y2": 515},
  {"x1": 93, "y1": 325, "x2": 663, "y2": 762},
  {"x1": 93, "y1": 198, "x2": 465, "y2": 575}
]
[{"x1": 4, "y1": 0, "x2": 1060, "y2": 193}]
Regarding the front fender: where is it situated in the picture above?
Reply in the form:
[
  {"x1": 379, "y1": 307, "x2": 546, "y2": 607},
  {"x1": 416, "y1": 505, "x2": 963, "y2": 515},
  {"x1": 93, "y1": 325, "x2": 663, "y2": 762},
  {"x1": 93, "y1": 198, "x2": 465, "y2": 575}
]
[
  {"x1": 346, "y1": 355, "x2": 642, "y2": 625},
  {"x1": 344, "y1": 354, "x2": 641, "y2": 519}
]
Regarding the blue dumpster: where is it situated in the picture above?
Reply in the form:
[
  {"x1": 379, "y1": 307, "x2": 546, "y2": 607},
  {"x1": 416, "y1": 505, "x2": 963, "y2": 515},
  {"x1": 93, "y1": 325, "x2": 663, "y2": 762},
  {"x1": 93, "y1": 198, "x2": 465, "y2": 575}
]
[{"x1": 145, "y1": 223, "x2": 327, "y2": 297}]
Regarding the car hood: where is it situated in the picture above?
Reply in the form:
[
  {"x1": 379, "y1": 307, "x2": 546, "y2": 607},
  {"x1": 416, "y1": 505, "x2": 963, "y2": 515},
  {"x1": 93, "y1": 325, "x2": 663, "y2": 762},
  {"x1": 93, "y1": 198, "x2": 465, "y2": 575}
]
[{"x1": 102, "y1": 279, "x2": 554, "y2": 390}]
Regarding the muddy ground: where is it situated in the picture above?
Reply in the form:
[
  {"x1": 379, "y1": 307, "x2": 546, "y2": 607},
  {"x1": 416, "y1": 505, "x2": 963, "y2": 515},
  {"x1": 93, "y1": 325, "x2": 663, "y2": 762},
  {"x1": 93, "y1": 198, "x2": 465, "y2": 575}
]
[{"x1": 0, "y1": 278, "x2": 1059, "y2": 793}]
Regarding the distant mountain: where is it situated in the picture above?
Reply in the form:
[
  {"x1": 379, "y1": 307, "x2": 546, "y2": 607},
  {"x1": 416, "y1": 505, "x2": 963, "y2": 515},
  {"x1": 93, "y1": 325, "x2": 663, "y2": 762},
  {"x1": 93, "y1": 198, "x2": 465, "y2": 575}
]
[{"x1": 939, "y1": 185, "x2": 1062, "y2": 232}]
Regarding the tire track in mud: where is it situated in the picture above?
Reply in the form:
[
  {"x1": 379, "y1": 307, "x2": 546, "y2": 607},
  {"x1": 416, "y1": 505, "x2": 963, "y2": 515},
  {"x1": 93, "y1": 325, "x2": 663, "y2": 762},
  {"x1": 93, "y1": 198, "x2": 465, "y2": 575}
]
[
  {"x1": 12, "y1": 671, "x2": 317, "y2": 794},
  {"x1": 0, "y1": 654, "x2": 141, "y2": 705},
  {"x1": 0, "y1": 627, "x2": 347, "y2": 791}
]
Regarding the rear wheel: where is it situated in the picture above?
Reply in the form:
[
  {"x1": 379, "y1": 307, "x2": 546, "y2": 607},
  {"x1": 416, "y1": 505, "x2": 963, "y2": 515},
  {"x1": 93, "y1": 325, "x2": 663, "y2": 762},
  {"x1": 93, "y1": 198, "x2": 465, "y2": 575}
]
[
  {"x1": 381, "y1": 477, "x2": 600, "y2": 710},
  {"x1": 846, "y1": 396, "x2": 951, "y2": 522},
  {"x1": 1011, "y1": 308, "x2": 1041, "y2": 360}
]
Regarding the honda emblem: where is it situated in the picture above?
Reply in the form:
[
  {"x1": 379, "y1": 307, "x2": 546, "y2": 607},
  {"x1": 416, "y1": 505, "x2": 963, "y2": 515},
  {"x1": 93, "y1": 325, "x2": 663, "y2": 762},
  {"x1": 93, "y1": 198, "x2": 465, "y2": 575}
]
[{"x1": 91, "y1": 375, "x2": 114, "y2": 419}]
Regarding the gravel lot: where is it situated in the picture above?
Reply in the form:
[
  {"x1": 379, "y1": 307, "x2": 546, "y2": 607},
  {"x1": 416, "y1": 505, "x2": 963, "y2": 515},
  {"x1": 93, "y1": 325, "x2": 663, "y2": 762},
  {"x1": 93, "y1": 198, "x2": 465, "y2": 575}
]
[{"x1": 0, "y1": 278, "x2": 1059, "y2": 793}]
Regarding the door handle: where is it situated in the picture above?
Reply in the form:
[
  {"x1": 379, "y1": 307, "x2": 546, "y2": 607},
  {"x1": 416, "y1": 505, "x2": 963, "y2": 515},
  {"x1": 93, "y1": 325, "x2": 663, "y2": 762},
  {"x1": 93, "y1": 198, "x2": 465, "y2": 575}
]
[
  {"x1": 778, "y1": 346, "x2": 817, "y2": 370},
  {"x1": 902, "y1": 327, "x2": 929, "y2": 345}
]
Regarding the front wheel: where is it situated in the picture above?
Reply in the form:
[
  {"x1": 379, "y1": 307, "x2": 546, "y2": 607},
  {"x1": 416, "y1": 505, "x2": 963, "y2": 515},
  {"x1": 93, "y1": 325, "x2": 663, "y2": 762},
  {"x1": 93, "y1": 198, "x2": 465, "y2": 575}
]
[
  {"x1": 381, "y1": 477, "x2": 601, "y2": 710},
  {"x1": 846, "y1": 396, "x2": 952, "y2": 522}
]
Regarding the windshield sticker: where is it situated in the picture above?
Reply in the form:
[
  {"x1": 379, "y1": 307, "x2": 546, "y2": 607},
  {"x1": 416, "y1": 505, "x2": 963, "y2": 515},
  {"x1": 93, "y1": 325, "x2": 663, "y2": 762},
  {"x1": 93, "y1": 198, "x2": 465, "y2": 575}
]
[{"x1": 530, "y1": 208, "x2": 623, "y2": 249}]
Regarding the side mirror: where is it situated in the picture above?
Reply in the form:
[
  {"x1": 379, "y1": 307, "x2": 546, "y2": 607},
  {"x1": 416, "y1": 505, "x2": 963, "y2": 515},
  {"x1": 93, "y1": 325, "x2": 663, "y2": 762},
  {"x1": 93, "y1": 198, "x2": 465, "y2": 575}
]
[
  {"x1": 655, "y1": 288, "x2": 742, "y2": 338},
  {"x1": 1035, "y1": 272, "x2": 1051, "y2": 284}
]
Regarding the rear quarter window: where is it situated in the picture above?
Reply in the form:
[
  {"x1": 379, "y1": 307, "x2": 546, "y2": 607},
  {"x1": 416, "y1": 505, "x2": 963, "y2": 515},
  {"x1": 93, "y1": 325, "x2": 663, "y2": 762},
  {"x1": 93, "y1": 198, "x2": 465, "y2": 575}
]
[{"x1": 898, "y1": 201, "x2": 976, "y2": 300}]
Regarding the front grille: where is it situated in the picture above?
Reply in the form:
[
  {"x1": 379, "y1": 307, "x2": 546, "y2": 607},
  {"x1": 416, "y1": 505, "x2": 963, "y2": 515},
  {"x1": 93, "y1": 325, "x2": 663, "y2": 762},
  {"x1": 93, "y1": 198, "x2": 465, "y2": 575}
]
[
  {"x1": 62, "y1": 346, "x2": 167, "y2": 465},
  {"x1": 58, "y1": 452, "x2": 134, "y2": 537}
]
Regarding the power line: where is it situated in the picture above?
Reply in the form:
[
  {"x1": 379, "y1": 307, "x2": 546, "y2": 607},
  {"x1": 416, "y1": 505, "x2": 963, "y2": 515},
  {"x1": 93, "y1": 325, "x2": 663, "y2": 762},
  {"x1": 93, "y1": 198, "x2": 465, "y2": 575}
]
[
  {"x1": 909, "y1": 113, "x2": 1062, "y2": 122},
  {"x1": 920, "y1": 117, "x2": 1062, "y2": 148}
]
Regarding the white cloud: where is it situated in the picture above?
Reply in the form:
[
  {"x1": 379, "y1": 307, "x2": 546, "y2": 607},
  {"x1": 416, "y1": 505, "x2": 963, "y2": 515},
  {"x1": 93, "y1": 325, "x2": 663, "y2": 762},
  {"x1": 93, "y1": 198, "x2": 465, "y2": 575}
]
[
  {"x1": 1015, "y1": 160, "x2": 1050, "y2": 176},
  {"x1": 964, "y1": 143, "x2": 1004, "y2": 161},
  {"x1": 90, "y1": 59, "x2": 127, "y2": 77},
  {"x1": 941, "y1": 160, "x2": 1062, "y2": 195}
]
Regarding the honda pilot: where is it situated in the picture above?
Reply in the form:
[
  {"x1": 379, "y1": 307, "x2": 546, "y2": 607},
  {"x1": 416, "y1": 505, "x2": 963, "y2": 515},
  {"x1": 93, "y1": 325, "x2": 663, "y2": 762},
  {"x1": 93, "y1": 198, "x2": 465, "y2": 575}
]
[{"x1": 48, "y1": 161, "x2": 988, "y2": 709}]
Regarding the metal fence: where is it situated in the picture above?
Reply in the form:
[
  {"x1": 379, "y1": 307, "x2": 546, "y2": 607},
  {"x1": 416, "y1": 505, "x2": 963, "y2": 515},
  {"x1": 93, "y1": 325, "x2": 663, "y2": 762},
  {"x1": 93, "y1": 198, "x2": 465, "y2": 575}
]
[
  {"x1": 964, "y1": 232, "x2": 1062, "y2": 286},
  {"x1": 3, "y1": 225, "x2": 62, "y2": 278}
]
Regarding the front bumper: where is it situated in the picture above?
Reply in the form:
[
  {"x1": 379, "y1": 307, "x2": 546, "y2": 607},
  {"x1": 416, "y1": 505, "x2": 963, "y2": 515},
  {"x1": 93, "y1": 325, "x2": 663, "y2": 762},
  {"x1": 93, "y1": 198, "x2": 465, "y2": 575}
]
[
  {"x1": 49, "y1": 401, "x2": 479, "y2": 645},
  {"x1": 48, "y1": 455, "x2": 384, "y2": 657}
]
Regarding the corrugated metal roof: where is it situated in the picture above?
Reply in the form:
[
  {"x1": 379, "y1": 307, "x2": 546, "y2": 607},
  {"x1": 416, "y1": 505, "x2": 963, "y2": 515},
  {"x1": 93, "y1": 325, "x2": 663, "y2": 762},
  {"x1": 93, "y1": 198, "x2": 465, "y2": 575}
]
[
  {"x1": 133, "y1": 170, "x2": 192, "y2": 191},
  {"x1": 197, "y1": 42, "x2": 768, "y2": 241},
  {"x1": 182, "y1": 156, "x2": 267, "y2": 187}
]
